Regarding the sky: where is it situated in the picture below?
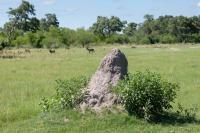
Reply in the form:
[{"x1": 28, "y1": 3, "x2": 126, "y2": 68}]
[{"x1": 1, "y1": 0, "x2": 200, "y2": 29}]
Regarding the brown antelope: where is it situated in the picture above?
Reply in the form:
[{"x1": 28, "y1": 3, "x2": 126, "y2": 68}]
[
  {"x1": 25, "y1": 48, "x2": 31, "y2": 53},
  {"x1": 86, "y1": 47, "x2": 95, "y2": 53}
]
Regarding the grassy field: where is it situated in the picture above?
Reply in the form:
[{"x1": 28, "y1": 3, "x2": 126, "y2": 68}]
[{"x1": 0, "y1": 45, "x2": 200, "y2": 132}]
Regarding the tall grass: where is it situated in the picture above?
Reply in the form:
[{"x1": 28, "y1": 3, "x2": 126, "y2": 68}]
[{"x1": 0, "y1": 45, "x2": 200, "y2": 132}]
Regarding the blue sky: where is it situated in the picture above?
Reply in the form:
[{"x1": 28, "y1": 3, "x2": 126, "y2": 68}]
[{"x1": 1, "y1": 0, "x2": 200, "y2": 29}]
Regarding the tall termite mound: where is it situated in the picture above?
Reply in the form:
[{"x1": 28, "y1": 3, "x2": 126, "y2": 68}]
[{"x1": 81, "y1": 48, "x2": 128, "y2": 110}]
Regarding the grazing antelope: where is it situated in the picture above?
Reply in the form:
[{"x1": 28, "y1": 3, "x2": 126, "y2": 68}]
[
  {"x1": 86, "y1": 47, "x2": 95, "y2": 53},
  {"x1": 25, "y1": 48, "x2": 31, "y2": 53},
  {"x1": 49, "y1": 49, "x2": 55, "y2": 54},
  {"x1": 17, "y1": 50, "x2": 24, "y2": 55}
]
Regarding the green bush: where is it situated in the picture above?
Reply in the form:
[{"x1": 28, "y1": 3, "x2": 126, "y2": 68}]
[
  {"x1": 76, "y1": 28, "x2": 95, "y2": 48},
  {"x1": 12, "y1": 35, "x2": 28, "y2": 48},
  {"x1": 40, "y1": 76, "x2": 88, "y2": 112},
  {"x1": 159, "y1": 35, "x2": 177, "y2": 44},
  {"x1": 138, "y1": 36, "x2": 151, "y2": 44},
  {"x1": 114, "y1": 70, "x2": 179, "y2": 119},
  {"x1": 105, "y1": 34, "x2": 130, "y2": 44}
]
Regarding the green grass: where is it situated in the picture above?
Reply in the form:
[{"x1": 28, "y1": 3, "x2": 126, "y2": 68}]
[{"x1": 0, "y1": 45, "x2": 200, "y2": 132}]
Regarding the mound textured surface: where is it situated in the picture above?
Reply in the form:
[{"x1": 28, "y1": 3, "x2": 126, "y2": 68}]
[{"x1": 81, "y1": 48, "x2": 128, "y2": 110}]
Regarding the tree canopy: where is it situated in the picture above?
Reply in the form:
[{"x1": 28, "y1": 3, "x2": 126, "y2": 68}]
[{"x1": 1, "y1": 0, "x2": 200, "y2": 49}]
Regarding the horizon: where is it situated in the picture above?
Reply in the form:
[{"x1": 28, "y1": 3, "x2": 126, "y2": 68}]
[{"x1": 0, "y1": 0, "x2": 200, "y2": 29}]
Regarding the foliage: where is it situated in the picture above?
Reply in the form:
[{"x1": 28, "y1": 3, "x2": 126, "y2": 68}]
[
  {"x1": 105, "y1": 34, "x2": 130, "y2": 44},
  {"x1": 60, "y1": 28, "x2": 76, "y2": 48},
  {"x1": 90, "y1": 16, "x2": 126, "y2": 38},
  {"x1": 123, "y1": 22, "x2": 137, "y2": 36},
  {"x1": 12, "y1": 35, "x2": 28, "y2": 47},
  {"x1": 40, "y1": 76, "x2": 88, "y2": 112},
  {"x1": 7, "y1": 0, "x2": 36, "y2": 32},
  {"x1": 40, "y1": 13, "x2": 59, "y2": 31},
  {"x1": 114, "y1": 70, "x2": 179, "y2": 119},
  {"x1": 76, "y1": 28, "x2": 95, "y2": 47},
  {"x1": 42, "y1": 26, "x2": 63, "y2": 48},
  {"x1": 2, "y1": 0, "x2": 200, "y2": 47},
  {"x1": 159, "y1": 34, "x2": 177, "y2": 44}
]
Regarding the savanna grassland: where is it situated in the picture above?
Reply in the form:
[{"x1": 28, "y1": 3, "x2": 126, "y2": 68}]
[{"x1": 0, "y1": 45, "x2": 200, "y2": 133}]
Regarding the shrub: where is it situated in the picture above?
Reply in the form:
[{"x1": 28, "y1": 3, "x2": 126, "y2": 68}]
[
  {"x1": 40, "y1": 76, "x2": 88, "y2": 112},
  {"x1": 12, "y1": 35, "x2": 28, "y2": 48},
  {"x1": 159, "y1": 35, "x2": 177, "y2": 44},
  {"x1": 105, "y1": 34, "x2": 130, "y2": 44},
  {"x1": 76, "y1": 28, "x2": 95, "y2": 48},
  {"x1": 113, "y1": 70, "x2": 179, "y2": 119},
  {"x1": 138, "y1": 36, "x2": 151, "y2": 44}
]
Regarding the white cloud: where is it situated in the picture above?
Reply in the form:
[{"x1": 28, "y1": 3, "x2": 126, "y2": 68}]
[
  {"x1": 197, "y1": 2, "x2": 200, "y2": 7},
  {"x1": 43, "y1": 0, "x2": 56, "y2": 5},
  {"x1": 65, "y1": 7, "x2": 79, "y2": 12}
]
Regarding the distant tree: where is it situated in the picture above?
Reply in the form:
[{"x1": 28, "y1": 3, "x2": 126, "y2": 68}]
[
  {"x1": 60, "y1": 28, "x2": 76, "y2": 48},
  {"x1": 90, "y1": 16, "x2": 110, "y2": 38},
  {"x1": 76, "y1": 28, "x2": 94, "y2": 48},
  {"x1": 42, "y1": 26, "x2": 61, "y2": 48},
  {"x1": 90, "y1": 16, "x2": 126, "y2": 38},
  {"x1": 109, "y1": 16, "x2": 127, "y2": 35},
  {"x1": 144, "y1": 14, "x2": 154, "y2": 22},
  {"x1": 7, "y1": 0, "x2": 36, "y2": 32},
  {"x1": 40, "y1": 13, "x2": 59, "y2": 31},
  {"x1": 29, "y1": 17, "x2": 40, "y2": 32},
  {"x1": 0, "y1": 33, "x2": 7, "y2": 50},
  {"x1": 123, "y1": 22, "x2": 137, "y2": 36},
  {"x1": 3, "y1": 21, "x2": 24, "y2": 45}
]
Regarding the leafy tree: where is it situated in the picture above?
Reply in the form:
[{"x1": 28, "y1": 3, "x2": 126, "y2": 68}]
[
  {"x1": 42, "y1": 26, "x2": 62, "y2": 48},
  {"x1": 3, "y1": 22, "x2": 24, "y2": 45},
  {"x1": 90, "y1": 16, "x2": 110, "y2": 38},
  {"x1": 123, "y1": 22, "x2": 137, "y2": 36},
  {"x1": 29, "y1": 17, "x2": 40, "y2": 32},
  {"x1": 76, "y1": 28, "x2": 94, "y2": 48},
  {"x1": 60, "y1": 28, "x2": 76, "y2": 48},
  {"x1": 90, "y1": 16, "x2": 126, "y2": 38},
  {"x1": 40, "y1": 13, "x2": 59, "y2": 31},
  {"x1": 109, "y1": 16, "x2": 127, "y2": 35},
  {"x1": 7, "y1": 0, "x2": 36, "y2": 32},
  {"x1": 144, "y1": 14, "x2": 154, "y2": 22},
  {"x1": 0, "y1": 33, "x2": 7, "y2": 50}
]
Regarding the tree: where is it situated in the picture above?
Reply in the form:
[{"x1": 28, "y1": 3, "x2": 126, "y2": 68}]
[
  {"x1": 42, "y1": 26, "x2": 62, "y2": 48},
  {"x1": 40, "y1": 13, "x2": 59, "y2": 31},
  {"x1": 90, "y1": 16, "x2": 126, "y2": 38},
  {"x1": 90, "y1": 16, "x2": 110, "y2": 38},
  {"x1": 7, "y1": 0, "x2": 36, "y2": 32},
  {"x1": 109, "y1": 16, "x2": 127, "y2": 35},
  {"x1": 29, "y1": 17, "x2": 40, "y2": 32},
  {"x1": 76, "y1": 28, "x2": 94, "y2": 48},
  {"x1": 3, "y1": 21, "x2": 24, "y2": 45},
  {"x1": 144, "y1": 14, "x2": 154, "y2": 22},
  {"x1": 123, "y1": 22, "x2": 137, "y2": 36},
  {"x1": 60, "y1": 28, "x2": 76, "y2": 48}
]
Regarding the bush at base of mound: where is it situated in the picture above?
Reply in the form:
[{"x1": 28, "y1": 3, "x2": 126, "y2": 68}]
[
  {"x1": 40, "y1": 76, "x2": 88, "y2": 112},
  {"x1": 113, "y1": 70, "x2": 179, "y2": 120}
]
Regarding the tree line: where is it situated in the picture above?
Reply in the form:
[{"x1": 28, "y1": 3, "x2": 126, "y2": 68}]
[{"x1": 1, "y1": 0, "x2": 200, "y2": 49}]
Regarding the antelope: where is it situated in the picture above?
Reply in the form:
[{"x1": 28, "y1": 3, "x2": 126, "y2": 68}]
[
  {"x1": 49, "y1": 49, "x2": 55, "y2": 54},
  {"x1": 25, "y1": 48, "x2": 31, "y2": 53},
  {"x1": 86, "y1": 47, "x2": 95, "y2": 53}
]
